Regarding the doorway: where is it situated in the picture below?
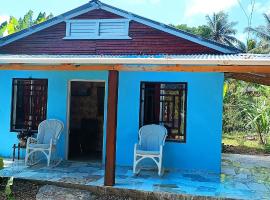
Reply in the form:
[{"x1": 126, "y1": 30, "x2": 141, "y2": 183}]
[{"x1": 68, "y1": 81, "x2": 105, "y2": 161}]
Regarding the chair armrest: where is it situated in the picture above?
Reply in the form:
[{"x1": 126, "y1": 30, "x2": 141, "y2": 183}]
[
  {"x1": 26, "y1": 137, "x2": 37, "y2": 148},
  {"x1": 27, "y1": 137, "x2": 37, "y2": 144}
]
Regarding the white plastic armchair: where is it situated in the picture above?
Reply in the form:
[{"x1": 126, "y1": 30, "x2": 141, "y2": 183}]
[
  {"x1": 133, "y1": 124, "x2": 167, "y2": 176},
  {"x1": 25, "y1": 119, "x2": 64, "y2": 167}
]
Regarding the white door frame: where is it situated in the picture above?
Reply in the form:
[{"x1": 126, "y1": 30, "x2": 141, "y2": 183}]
[{"x1": 66, "y1": 79, "x2": 106, "y2": 161}]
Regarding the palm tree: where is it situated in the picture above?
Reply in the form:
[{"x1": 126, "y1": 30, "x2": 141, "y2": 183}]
[
  {"x1": 206, "y1": 11, "x2": 241, "y2": 47},
  {"x1": 246, "y1": 14, "x2": 270, "y2": 53}
]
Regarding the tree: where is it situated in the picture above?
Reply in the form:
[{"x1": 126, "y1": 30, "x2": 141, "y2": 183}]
[
  {"x1": 237, "y1": 39, "x2": 257, "y2": 53},
  {"x1": 246, "y1": 14, "x2": 270, "y2": 53},
  {"x1": 7, "y1": 16, "x2": 19, "y2": 35},
  {"x1": 206, "y1": 11, "x2": 241, "y2": 47},
  {"x1": 244, "y1": 97, "x2": 270, "y2": 145},
  {"x1": 224, "y1": 78, "x2": 270, "y2": 145},
  {"x1": 172, "y1": 24, "x2": 211, "y2": 39},
  {"x1": 35, "y1": 12, "x2": 53, "y2": 25},
  {"x1": 18, "y1": 10, "x2": 34, "y2": 30},
  {"x1": 0, "y1": 10, "x2": 53, "y2": 37},
  {"x1": 0, "y1": 21, "x2": 7, "y2": 37}
]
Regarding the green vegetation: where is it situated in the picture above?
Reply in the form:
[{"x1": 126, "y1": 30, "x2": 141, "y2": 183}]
[
  {"x1": 246, "y1": 13, "x2": 270, "y2": 54},
  {"x1": 173, "y1": 11, "x2": 270, "y2": 53},
  {"x1": 223, "y1": 132, "x2": 270, "y2": 155},
  {"x1": 172, "y1": 24, "x2": 212, "y2": 39},
  {"x1": 0, "y1": 10, "x2": 53, "y2": 36},
  {"x1": 206, "y1": 11, "x2": 241, "y2": 47},
  {"x1": 0, "y1": 158, "x2": 3, "y2": 169},
  {"x1": 223, "y1": 79, "x2": 270, "y2": 154}
]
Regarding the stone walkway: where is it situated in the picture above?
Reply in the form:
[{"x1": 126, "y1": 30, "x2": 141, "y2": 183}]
[{"x1": 0, "y1": 154, "x2": 270, "y2": 200}]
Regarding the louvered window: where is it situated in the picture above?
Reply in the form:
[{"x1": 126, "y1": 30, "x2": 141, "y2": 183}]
[{"x1": 65, "y1": 19, "x2": 131, "y2": 39}]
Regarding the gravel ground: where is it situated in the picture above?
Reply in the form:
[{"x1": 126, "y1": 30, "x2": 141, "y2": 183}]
[
  {"x1": 0, "y1": 178, "x2": 133, "y2": 200},
  {"x1": 36, "y1": 185, "x2": 132, "y2": 200},
  {"x1": 11, "y1": 180, "x2": 41, "y2": 200}
]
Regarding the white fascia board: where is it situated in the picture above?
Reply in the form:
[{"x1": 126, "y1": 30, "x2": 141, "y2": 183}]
[{"x1": 0, "y1": 57, "x2": 269, "y2": 66}]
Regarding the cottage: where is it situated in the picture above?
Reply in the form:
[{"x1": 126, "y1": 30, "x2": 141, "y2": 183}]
[{"x1": 0, "y1": 0, "x2": 269, "y2": 187}]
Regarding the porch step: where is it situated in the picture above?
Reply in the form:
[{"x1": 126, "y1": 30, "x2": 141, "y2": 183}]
[{"x1": 36, "y1": 185, "x2": 95, "y2": 200}]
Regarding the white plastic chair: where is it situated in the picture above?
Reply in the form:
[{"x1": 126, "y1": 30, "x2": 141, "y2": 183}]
[
  {"x1": 25, "y1": 119, "x2": 64, "y2": 167},
  {"x1": 133, "y1": 124, "x2": 167, "y2": 176}
]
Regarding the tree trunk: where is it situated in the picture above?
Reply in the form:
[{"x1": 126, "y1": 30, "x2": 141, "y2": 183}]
[{"x1": 258, "y1": 132, "x2": 266, "y2": 145}]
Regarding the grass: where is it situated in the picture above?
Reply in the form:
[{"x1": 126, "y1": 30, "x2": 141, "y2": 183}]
[{"x1": 222, "y1": 132, "x2": 270, "y2": 155}]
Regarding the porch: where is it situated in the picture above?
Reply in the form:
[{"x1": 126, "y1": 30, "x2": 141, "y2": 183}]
[{"x1": 1, "y1": 154, "x2": 270, "y2": 200}]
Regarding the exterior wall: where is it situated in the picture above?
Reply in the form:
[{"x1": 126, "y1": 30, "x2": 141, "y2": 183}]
[
  {"x1": 116, "y1": 72, "x2": 224, "y2": 173},
  {"x1": 0, "y1": 9, "x2": 220, "y2": 55},
  {"x1": 0, "y1": 70, "x2": 224, "y2": 173},
  {"x1": 0, "y1": 70, "x2": 108, "y2": 161}
]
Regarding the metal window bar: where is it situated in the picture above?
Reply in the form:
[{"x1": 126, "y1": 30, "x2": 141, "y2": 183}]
[
  {"x1": 140, "y1": 82, "x2": 187, "y2": 142},
  {"x1": 11, "y1": 79, "x2": 48, "y2": 132}
]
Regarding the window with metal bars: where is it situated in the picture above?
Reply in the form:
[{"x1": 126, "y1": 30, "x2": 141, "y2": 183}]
[
  {"x1": 11, "y1": 79, "x2": 48, "y2": 132},
  {"x1": 140, "y1": 82, "x2": 187, "y2": 142}
]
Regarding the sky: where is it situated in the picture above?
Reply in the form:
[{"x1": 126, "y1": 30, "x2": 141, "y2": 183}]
[{"x1": 0, "y1": 0, "x2": 270, "y2": 41}]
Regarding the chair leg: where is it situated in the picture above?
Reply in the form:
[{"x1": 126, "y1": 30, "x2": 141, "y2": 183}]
[
  {"x1": 47, "y1": 150, "x2": 52, "y2": 167},
  {"x1": 25, "y1": 149, "x2": 29, "y2": 165},
  {"x1": 133, "y1": 154, "x2": 137, "y2": 174},
  {"x1": 158, "y1": 156, "x2": 163, "y2": 176}
]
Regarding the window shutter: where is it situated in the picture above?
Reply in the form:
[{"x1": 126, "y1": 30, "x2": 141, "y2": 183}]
[
  {"x1": 99, "y1": 21, "x2": 127, "y2": 36},
  {"x1": 69, "y1": 21, "x2": 97, "y2": 37}
]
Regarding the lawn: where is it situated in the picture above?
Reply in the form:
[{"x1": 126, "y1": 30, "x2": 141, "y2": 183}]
[{"x1": 222, "y1": 132, "x2": 270, "y2": 155}]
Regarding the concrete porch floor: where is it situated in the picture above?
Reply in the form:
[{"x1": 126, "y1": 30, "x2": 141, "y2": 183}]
[{"x1": 0, "y1": 154, "x2": 270, "y2": 200}]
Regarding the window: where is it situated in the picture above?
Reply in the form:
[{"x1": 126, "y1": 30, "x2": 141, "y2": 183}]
[
  {"x1": 11, "y1": 79, "x2": 48, "y2": 132},
  {"x1": 64, "y1": 19, "x2": 131, "y2": 40},
  {"x1": 140, "y1": 82, "x2": 187, "y2": 142}
]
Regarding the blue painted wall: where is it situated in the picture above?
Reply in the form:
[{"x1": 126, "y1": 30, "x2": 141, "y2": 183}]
[
  {"x1": 0, "y1": 70, "x2": 108, "y2": 161},
  {"x1": 116, "y1": 72, "x2": 224, "y2": 173},
  {"x1": 0, "y1": 70, "x2": 224, "y2": 173}
]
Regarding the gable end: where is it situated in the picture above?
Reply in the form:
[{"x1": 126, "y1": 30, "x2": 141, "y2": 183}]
[{"x1": 0, "y1": 0, "x2": 241, "y2": 54}]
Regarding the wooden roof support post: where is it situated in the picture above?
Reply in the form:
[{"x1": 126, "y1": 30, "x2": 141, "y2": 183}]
[{"x1": 104, "y1": 70, "x2": 119, "y2": 186}]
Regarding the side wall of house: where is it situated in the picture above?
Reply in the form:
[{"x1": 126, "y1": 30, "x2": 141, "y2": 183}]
[
  {"x1": 116, "y1": 72, "x2": 224, "y2": 173},
  {"x1": 0, "y1": 70, "x2": 109, "y2": 161}
]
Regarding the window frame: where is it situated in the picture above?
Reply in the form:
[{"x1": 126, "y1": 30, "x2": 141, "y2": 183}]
[
  {"x1": 64, "y1": 19, "x2": 132, "y2": 40},
  {"x1": 139, "y1": 81, "x2": 188, "y2": 143},
  {"x1": 10, "y1": 78, "x2": 48, "y2": 133}
]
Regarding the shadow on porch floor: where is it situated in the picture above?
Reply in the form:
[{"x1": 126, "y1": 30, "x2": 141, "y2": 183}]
[{"x1": 0, "y1": 154, "x2": 270, "y2": 200}]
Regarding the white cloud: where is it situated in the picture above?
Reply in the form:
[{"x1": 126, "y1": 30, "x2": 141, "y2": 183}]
[
  {"x1": 185, "y1": 0, "x2": 238, "y2": 17},
  {"x1": 0, "y1": 15, "x2": 9, "y2": 25}
]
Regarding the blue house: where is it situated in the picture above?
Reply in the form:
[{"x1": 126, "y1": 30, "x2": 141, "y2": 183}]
[{"x1": 0, "y1": 0, "x2": 257, "y2": 186}]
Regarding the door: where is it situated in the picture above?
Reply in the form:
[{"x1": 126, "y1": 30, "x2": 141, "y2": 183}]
[{"x1": 68, "y1": 81, "x2": 105, "y2": 161}]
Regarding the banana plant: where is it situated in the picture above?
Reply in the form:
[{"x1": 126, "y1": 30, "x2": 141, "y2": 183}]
[{"x1": 244, "y1": 98, "x2": 270, "y2": 145}]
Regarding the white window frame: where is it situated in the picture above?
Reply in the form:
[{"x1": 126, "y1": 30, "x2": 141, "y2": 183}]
[{"x1": 64, "y1": 19, "x2": 131, "y2": 40}]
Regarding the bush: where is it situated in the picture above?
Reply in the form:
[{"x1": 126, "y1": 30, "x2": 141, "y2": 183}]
[{"x1": 0, "y1": 158, "x2": 3, "y2": 169}]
